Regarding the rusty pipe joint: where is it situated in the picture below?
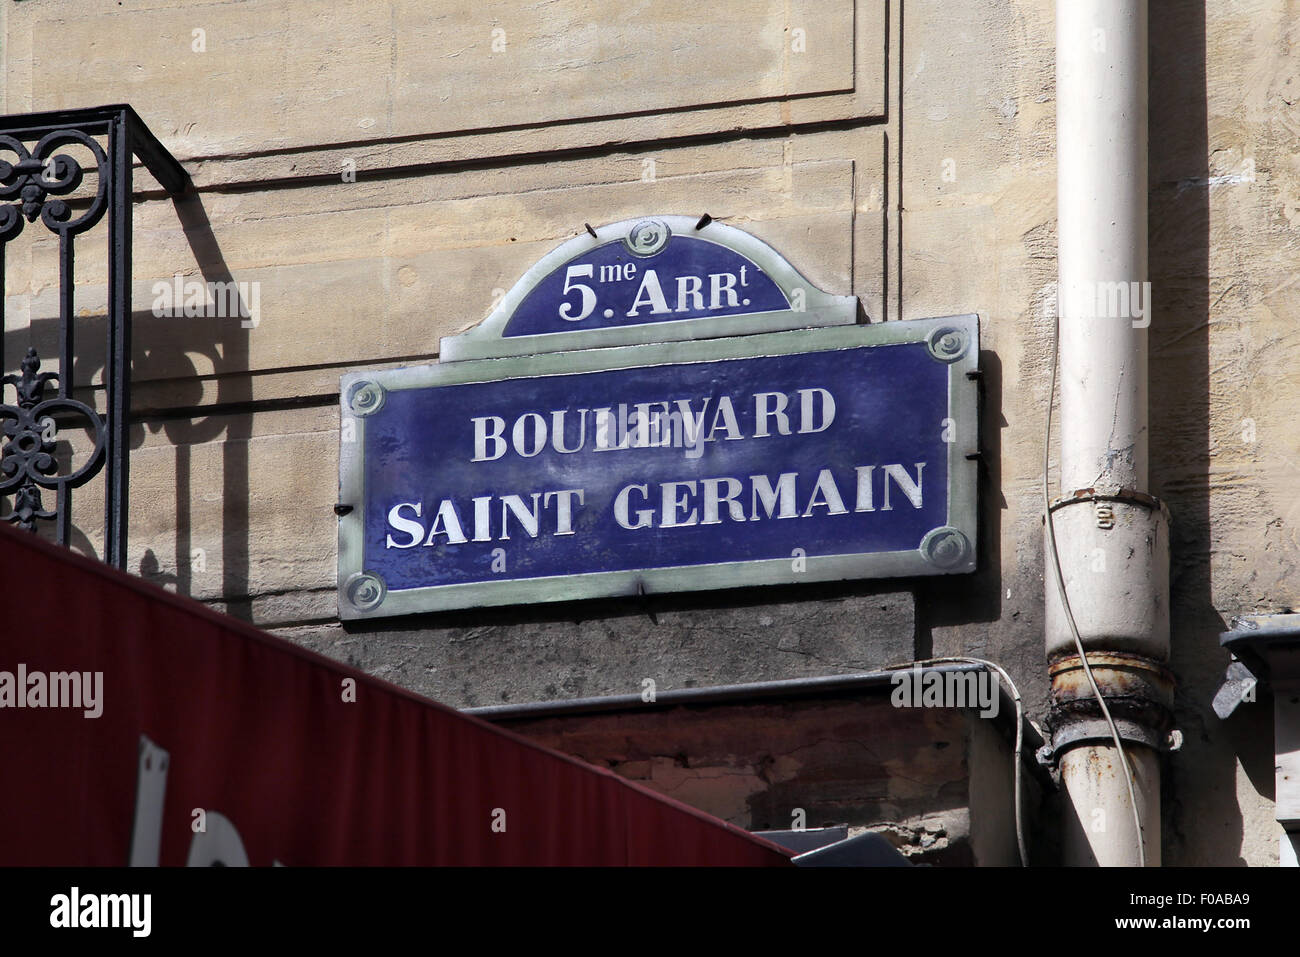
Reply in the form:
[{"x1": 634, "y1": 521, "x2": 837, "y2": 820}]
[
  {"x1": 1042, "y1": 651, "x2": 1176, "y2": 866},
  {"x1": 1039, "y1": 652, "x2": 1178, "y2": 770}
]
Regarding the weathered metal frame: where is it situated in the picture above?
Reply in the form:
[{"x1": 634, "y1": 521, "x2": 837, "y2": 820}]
[
  {"x1": 339, "y1": 313, "x2": 979, "y2": 618},
  {"x1": 0, "y1": 105, "x2": 189, "y2": 566}
]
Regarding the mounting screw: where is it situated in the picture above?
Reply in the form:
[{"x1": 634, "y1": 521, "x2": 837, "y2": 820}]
[
  {"x1": 919, "y1": 526, "x2": 972, "y2": 569},
  {"x1": 1035, "y1": 743, "x2": 1055, "y2": 769},
  {"x1": 346, "y1": 379, "x2": 386, "y2": 417},
  {"x1": 344, "y1": 571, "x2": 387, "y2": 612},
  {"x1": 925, "y1": 325, "x2": 971, "y2": 363}
]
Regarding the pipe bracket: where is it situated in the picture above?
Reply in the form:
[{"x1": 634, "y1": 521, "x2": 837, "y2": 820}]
[
  {"x1": 1041, "y1": 652, "x2": 1177, "y2": 769},
  {"x1": 1047, "y1": 486, "x2": 1171, "y2": 523}
]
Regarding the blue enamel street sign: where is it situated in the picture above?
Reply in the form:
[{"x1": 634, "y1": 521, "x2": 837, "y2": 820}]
[
  {"x1": 438, "y1": 216, "x2": 862, "y2": 361},
  {"x1": 502, "y1": 223, "x2": 791, "y2": 336},
  {"x1": 338, "y1": 218, "x2": 979, "y2": 618}
]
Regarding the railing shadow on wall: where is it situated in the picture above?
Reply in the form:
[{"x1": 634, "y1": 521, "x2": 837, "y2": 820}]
[{"x1": 132, "y1": 192, "x2": 256, "y2": 622}]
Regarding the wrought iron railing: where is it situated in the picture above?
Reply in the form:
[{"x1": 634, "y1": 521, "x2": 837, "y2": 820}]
[{"x1": 0, "y1": 106, "x2": 188, "y2": 567}]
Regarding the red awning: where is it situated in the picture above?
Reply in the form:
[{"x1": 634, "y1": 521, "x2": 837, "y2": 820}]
[{"x1": 0, "y1": 524, "x2": 791, "y2": 866}]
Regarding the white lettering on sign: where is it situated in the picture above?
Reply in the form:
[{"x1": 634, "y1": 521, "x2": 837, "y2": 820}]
[
  {"x1": 560, "y1": 265, "x2": 597, "y2": 322},
  {"x1": 627, "y1": 269, "x2": 671, "y2": 316},
  {"x1": 470, "y1": 388, "x2": 834, "y2": 462},
  {"x1": 387, "y1": 489, "x2": 586, "y2": 547},
  {"x1": 384, "y1": 382, "x2": 931, "y2": 552},
  {"x1": 625, "y1": 268, "x2": 753, "y2": 317},
  {"x1": 392, "y1": 465, "x2": 925, "y2": 544},
  {"x1": 598, "y1": 263, "x2": 638, "y2": 284},
  {"x1": 554, "y1": 260, "x2": 759, "y2": 323}
]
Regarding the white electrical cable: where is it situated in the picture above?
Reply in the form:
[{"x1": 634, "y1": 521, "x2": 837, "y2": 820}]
[
  {"x1": 1044, "y1": 308, "x2": 1147, "y2": 868},
  {"x1": 885, "y1": 656, "x2": 1028, "y2": 867}
]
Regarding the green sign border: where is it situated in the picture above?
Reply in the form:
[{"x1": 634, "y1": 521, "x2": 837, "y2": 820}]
[{"x1": 338, "y1": 314, "x2": 980, "y2": 619}]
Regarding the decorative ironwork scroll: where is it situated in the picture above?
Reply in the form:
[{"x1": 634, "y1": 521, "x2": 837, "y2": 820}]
[
  {"x1": 0, "y1": 106, "x2": 189, "y2": 566},
  {"x1": 0, "y1": 346, "x2": 106, "y2": 530}
]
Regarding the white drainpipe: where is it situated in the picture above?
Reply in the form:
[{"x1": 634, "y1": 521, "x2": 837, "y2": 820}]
[{"x1": 1048, "y1": 0, "x2": 1173, "y2": 866}]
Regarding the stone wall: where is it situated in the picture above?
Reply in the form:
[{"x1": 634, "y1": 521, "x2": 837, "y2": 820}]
[{"x1": 2, "y1": 0, "x2": 1296, "y2": 864}]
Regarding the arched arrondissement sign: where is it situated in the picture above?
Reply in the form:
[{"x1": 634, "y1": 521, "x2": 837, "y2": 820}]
[{"x1": 338, "y1": 216, "x2": 979, "y2": 618}]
